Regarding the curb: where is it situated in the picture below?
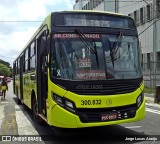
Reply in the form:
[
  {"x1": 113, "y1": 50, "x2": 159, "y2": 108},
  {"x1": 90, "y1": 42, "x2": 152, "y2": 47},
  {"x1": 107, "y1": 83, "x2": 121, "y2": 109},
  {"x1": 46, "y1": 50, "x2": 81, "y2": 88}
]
[
  {"x1": 144, "y1": 93, "x2": 154, "y2": 104},
  {"x1": 145, "y1": 95, "x2": 160, "y2": 106}
]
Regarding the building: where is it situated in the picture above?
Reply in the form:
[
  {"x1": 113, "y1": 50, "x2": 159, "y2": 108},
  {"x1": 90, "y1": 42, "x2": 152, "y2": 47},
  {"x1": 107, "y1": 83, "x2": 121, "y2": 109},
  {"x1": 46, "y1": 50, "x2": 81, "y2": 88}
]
[
  {"x1": 74, "y1": 0, "x2": 160, "y2": 88},
  {"x1": 73, "y1": 0, "x2": 119, "y2": 12}
]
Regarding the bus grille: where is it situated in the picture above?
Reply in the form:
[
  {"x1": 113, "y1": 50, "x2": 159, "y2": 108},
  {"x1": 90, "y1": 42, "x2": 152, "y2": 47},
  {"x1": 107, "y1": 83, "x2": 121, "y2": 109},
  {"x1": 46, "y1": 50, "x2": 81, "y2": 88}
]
[
  {"x1": 76, "y1": 104, "x2": 137, "y2": 123},
  {"x1": 72, "y1": 84, "x2": 138, "y2": 95}
]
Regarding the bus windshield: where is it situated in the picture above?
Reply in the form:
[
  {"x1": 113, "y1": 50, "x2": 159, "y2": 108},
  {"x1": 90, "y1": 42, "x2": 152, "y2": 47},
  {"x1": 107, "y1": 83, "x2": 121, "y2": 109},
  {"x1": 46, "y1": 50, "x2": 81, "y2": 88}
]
[{"x1": 51, "y1": 33, "x2": 142, "y2": 80}]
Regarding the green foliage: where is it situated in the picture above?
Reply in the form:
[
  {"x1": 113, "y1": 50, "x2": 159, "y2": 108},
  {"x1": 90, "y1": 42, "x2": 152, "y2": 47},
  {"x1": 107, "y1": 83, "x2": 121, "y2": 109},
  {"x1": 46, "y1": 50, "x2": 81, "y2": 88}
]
[
  {"x1": 0, "y1": 59, "x2": 10, "y2": 68},
  {"x1": 0, "y1": 61, "x2": 12, "y2": 77}
]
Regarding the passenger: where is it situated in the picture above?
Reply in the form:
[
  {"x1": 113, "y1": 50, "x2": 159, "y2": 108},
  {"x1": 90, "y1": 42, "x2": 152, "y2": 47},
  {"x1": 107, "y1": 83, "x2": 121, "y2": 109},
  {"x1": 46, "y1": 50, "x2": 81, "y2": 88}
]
[{"x1": 1, "y1": 77, "x2": 8, "y2": 100}]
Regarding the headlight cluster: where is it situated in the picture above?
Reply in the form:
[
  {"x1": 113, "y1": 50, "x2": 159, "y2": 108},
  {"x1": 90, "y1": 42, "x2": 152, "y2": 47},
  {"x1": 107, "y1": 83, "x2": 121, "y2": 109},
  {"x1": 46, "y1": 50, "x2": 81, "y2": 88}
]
[
  {"x1": 52, "y1": 93, "x2": 76, "y2": 113},
  {"x1": 136, "y1": 92, "x2": 144, "y2": 108}
]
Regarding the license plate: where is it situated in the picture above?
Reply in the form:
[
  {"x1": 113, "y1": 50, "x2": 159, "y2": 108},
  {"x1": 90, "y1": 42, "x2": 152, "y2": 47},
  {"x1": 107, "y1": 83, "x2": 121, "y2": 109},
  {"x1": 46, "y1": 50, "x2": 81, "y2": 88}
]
[{"x1": 101, "y1": 113, "x2": 117, "y2": 121}]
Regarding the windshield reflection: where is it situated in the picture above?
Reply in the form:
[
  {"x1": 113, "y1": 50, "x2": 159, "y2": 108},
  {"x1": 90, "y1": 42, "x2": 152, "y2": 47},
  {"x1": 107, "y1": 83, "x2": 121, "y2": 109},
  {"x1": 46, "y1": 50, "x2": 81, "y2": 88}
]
[{"x1": 50, "y1": 33, "x2": 142, "y2": 80}]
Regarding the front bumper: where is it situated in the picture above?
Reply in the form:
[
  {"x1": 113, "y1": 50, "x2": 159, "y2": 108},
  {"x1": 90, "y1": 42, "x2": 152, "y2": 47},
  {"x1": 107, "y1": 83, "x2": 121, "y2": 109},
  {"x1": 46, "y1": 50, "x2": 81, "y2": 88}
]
[{"x1": 50, "y1": 98, "x2": 145, "y2": 128}]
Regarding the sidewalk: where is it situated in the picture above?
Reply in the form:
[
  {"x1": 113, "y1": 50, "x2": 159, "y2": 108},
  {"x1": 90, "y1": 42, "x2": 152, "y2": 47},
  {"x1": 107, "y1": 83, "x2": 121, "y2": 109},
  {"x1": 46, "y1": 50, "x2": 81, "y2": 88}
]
[
  {"x1": 144, "y1": 93, "x2": 160, "y2": 107},
  {"x1": 145, "y1": 93, "x2": 154, "y2": 104},
  {"x1": 144, "y1": 93, "x2": 154, "y2": 104}
]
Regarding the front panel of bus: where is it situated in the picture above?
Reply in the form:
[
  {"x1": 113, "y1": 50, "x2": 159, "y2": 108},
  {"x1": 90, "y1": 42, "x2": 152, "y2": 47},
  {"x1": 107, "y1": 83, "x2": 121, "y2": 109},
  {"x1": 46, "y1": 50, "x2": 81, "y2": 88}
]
[{"x1": 47, "y1": 12, "x2": 145, "y2": 128}]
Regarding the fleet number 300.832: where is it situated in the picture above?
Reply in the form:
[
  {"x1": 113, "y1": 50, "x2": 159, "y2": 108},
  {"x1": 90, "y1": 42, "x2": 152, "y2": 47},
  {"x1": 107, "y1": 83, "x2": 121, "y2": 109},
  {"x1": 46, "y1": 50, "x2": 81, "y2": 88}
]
[{"x1": 81, "y1": 99, "x2": 102, "y2": 105}]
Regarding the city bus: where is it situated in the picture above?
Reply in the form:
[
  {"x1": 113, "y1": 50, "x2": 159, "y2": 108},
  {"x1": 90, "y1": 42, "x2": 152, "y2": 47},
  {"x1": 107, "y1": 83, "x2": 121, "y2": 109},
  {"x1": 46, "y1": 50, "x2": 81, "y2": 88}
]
[{"x1": 13, "y1": 10, "x2": 145, "y2": 128}]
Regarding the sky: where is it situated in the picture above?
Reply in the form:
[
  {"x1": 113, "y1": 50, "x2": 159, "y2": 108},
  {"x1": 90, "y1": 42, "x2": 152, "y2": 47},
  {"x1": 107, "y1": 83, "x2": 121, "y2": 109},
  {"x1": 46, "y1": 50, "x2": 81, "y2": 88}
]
[{"x1": 0, "y1": 0, "x2": 75, "y2": 66}]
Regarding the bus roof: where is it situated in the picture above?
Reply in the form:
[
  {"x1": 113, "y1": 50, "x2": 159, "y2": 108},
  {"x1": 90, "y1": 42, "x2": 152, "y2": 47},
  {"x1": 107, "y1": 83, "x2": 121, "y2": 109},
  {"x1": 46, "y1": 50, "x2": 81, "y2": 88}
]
[{"x1": 59, "y1": 10, "x2": 126, "y2": 17}]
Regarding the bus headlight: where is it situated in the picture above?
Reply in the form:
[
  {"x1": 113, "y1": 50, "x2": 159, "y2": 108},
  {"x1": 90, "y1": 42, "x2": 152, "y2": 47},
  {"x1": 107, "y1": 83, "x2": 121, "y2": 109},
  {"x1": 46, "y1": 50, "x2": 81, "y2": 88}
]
[
  {"x1": 53, "y1": 94, "x2": 64, "y2": 107},
  {"x1": 65, "y1": 99, "x2": 75, "y2": 113},
  {"x1": 52, "y1": 93, "x2": 76, "y2": 113},
  {"x1": 136, "y1": 92, "x2": 144, "y2": 108},
  {"x1": 65, "y1": 100, "x2": 74, "y2": 109}
]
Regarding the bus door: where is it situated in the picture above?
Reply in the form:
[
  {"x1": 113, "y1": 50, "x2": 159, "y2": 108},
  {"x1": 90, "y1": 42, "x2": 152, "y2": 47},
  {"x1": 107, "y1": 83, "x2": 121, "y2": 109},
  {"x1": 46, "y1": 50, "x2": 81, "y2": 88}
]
[
  {"x1": 41, "y1": 56, "x2": 48, "y2": 117},
  {"x1": 37, "y1": 32, "x2": 48, "y2": 118},
  {"x1": 20, "y1": 55, "x2": 24, "y2": 102}
]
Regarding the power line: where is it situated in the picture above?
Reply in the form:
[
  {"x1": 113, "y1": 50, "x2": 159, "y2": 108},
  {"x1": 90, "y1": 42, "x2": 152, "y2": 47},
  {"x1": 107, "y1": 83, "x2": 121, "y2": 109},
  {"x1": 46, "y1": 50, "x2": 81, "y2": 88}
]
[
  {"x1": 136, "y1": 12, "x2": 155, "y2": 26},
  {"x1": 108, "y1": 1, "x2": 143, "y2": 12},
  {"x1": 142, "y1": 0, "x2": 159, "y2": 15},
  {"x1": 138, "y1": 12, "x2": 160, "y2": 35},
  {"x1": 142, "y1": 0, "x2": 151, "y2": 5},
  {"x1": 0, "y1": 20, "x2": 42, "y2": 23},
  {"x1": 121, "y1": 0, "x2": 159, "y2": 36},
  {"x1": 138, "y1": 18, "x2": 160, "y2": 36},
  {"x1": 112, "y1": 0, "x2": 158, "y2": 24},
  {"x1": 0, "y1": 2, "x2": 143, "y2": 23},
  {"x1": 138, "y1": 0, "x2": 160, "y2": 35},
  {"x1": 124, "y1": 1, "x2": 153, "y2": 26}
]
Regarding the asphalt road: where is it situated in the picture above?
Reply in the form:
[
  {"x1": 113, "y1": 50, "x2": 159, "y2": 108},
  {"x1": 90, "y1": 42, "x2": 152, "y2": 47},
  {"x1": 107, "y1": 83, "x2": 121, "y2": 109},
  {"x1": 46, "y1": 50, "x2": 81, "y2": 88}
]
[{"x1": 0, "y1": 82, "x2": 160, "y2": 144}]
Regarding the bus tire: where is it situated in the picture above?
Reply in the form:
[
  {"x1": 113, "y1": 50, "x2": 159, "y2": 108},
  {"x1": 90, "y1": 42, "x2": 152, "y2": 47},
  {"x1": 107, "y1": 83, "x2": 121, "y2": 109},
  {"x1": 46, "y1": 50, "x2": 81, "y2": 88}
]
[{"x1": 32, "y1": 96, "x2": 44, "y2": 125}]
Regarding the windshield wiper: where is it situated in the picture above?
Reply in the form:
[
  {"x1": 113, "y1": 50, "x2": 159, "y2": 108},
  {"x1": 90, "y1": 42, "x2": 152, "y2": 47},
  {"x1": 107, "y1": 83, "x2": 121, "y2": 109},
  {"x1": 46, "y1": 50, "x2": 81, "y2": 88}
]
[
  {"x1": 109, "y1": 30, "x2": 123, "y2": 68},
  {"x1": 75, "y1": 29, "x2": 99, "y2": 67}
]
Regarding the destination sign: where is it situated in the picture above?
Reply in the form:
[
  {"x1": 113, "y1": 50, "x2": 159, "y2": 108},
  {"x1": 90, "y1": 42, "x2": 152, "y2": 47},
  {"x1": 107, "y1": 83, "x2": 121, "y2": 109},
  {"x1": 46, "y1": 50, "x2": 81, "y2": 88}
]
[{"x1": 53, "y1": 34, "x2": 100, "y2": 39}]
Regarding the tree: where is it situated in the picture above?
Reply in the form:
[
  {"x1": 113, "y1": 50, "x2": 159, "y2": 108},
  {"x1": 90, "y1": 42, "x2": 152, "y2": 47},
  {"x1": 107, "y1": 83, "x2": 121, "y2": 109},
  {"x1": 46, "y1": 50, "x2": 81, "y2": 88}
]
[
  {"x1": 0, "y1": 59, "x2": 10, "y2": 68},
  {"x1": 0, "y1": 63, "x2": 11, "y2": 76},
  {"x1": 0, "y1": 59, "x2": 12, "y2": 76}
]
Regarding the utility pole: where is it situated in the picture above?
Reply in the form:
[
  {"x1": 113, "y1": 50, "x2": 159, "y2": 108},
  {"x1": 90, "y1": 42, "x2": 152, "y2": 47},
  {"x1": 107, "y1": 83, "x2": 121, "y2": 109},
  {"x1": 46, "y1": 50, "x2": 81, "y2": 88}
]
[{"x1": 115, "y1": 0, "x2": 119, "y2": 13}]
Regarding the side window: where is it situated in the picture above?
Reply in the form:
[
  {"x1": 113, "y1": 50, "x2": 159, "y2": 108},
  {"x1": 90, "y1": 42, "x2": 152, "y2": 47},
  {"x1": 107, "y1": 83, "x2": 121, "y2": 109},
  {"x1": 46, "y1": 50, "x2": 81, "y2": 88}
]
[
  {"x1": 16, "y1": 59, "x2": 20, "y2": 75},
  {"x1": 30, "y1": 42, "x2": 36, "y2": 70},
  {"x1": 28, "y1": 46, "x2": 30, "y2": 71},
  {"x1": 13, "y1": 62, "x2": 16, "y2": 76},
  {"x1": 18, "y1": 58, "x2": 20, "y2": 74},
  {"x1": 15, "y1": 61, "x2": 17, "y2": 75},
  {"x1": 23, "y1": 48, "x2": 29, "y2": 73},
  {"x1": 15, "y1": 61, "x2": 18, "y2": 75},
  {"x1": 23, "y1": 53, "x2": 25, "y2": 72}
]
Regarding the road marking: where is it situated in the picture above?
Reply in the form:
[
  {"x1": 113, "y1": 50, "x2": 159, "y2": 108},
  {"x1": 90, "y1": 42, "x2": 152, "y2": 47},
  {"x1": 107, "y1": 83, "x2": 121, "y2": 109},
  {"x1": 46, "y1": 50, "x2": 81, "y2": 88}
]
[
  {"x1": 125, "y1": 126, "x2": 142, "y2": 129},
  {"x1": 1, "y1": 102, "x2": 13, "y2": 104},
  {"x1": 146, "y1": 108, "x2": 160, "y2": 115},
  {"x1": 15, "y1": 105, "x2": 39, "y2": 135},
  {"x1": 146, "y1": 103, "x2": 160, "y2": 108}
]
